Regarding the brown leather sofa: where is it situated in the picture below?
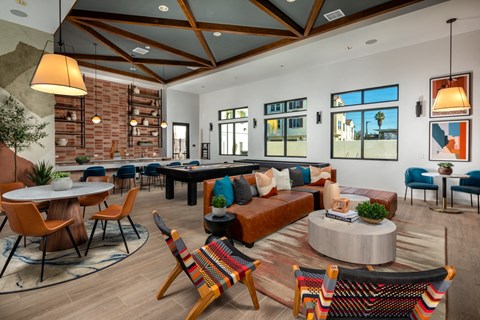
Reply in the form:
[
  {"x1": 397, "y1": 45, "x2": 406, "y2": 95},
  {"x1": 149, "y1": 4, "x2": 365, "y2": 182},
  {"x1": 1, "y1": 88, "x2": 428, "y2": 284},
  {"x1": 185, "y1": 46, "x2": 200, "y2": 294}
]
[{"x1": 203, "y1": 174, "x2": 314, "y2": 247}]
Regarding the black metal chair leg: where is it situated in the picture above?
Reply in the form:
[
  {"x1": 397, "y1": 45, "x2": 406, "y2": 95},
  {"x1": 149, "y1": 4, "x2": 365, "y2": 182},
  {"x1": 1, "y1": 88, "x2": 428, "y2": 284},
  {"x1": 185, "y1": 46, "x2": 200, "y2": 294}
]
[
  {"x1": 423, "y1": 190, "x2": 426, "y2": 202},
  {"x1": 65, "y1": 226, "x2": 81, "y2": 258},
  {"x1": 471, "y1": 194, "x2": 473, "y2": 207},
  {"x1": 102, "y1": 220, "x2": 108, "y2": 240},
  {"x1": 127, "y1": 216, "x2": 140, "y2": 239},
  {"x1": 117, "y1": 220, "x2": 129, "y2": 254},
  {"x1": 85, "y1": 220, "x2": 99, "y2": 256},
  {"x1": 0, "y1": 216, "x2": 8, "y2": 233},
  {"x1": 0, "y1": 235, "x2": 22, "y2": 278},
  {"x1": 83, "y1": 206, "x2": 86, "y2": 218},
  {"x1": 477, "y1": 195, "x2": 479, "y2": 214},
  {"x1": 104, "y1": 201, "x2": 108, "y2": 209},
  {"x1": 436, "y1": 190, "x2": 438, "y2": 206},
  {"x1": 41, "y1": 236, "x2": 48, "y2": 282},
  {"x1": 410, "y1": 189, "x2": 413, "y2": 206},
  {"x1": 451, "y1": 190, "x2": 454, "y2": 207},
  {"x1": 120, "y1": 179, "x2": 124, "y2": 196}
]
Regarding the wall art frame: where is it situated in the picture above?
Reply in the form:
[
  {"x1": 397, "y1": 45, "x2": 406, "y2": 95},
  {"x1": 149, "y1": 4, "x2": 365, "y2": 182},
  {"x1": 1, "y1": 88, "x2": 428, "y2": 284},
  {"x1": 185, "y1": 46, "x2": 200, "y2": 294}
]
[
  {"x1": 429, "y1": 119, "x2": 470, "y2": 162},
  {"x1": 429, "y1": 72, "x2": 472, "y2": 118}
]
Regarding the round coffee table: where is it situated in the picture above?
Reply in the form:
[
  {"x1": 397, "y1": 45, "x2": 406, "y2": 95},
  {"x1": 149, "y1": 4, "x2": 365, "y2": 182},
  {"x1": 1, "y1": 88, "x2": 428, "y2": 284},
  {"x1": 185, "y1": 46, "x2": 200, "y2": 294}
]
[
  {"x1": 204, "y1": 212, "x2": 235, "y2": 245},
  {"x1": 308, "y1": 210, "x2": 396, "y2": 265}
]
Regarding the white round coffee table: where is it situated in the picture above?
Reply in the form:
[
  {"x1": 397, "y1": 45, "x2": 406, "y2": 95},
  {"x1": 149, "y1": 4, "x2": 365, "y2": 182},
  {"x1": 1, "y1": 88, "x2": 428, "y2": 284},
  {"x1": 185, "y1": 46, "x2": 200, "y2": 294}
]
[{"x1": 308, "y1": 210, "x2": 396, "y2": 265}]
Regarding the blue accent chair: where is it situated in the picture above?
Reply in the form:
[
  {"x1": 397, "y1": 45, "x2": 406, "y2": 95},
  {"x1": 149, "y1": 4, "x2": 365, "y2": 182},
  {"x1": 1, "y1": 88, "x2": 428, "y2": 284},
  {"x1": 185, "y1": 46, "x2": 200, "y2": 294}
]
[
  {"x1": 113, "y1": 165, "x2": 136, "y2": 195},
  {"x1": 186, "y1": 160, "x2": 200, "y2": 166},
  {"x1": 141, "y1": 163, "x2": 162, "y2": 192},
  {"x1": 167, "y1": 161, "x2": 182, "y2": 166},
  {"x1": 451, "y1": 170, "x2": 480, "y2": 214},
  {"x1": 82, "y1": 166, "x2": 106, "y2": 182},
  {"x1": 404, "y1": 167, "x2": 438, "y2": 205}
]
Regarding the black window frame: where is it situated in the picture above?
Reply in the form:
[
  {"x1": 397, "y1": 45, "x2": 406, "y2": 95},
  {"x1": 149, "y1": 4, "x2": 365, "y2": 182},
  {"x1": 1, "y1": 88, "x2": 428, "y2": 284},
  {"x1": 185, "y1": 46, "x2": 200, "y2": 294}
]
[
  {"x1": 218, "y1": 106, "x2": 248, "y2": 120},
  {"x1": 264, "y1": 97, "x2": 307, "y2": 115},
  {"x1": 218, "y1": 120, "x2": 249, "y2": 156},
  {"x1": 331, "y1": 84, "x2": 399, "y2": 108},
  {"x1": 264, "y1": 115, "x2": 307, "y2": 158}
]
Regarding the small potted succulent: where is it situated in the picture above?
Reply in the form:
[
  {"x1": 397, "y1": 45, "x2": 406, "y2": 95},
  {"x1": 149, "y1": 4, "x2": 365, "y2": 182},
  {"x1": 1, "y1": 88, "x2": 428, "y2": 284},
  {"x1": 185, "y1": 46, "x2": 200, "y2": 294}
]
[
  {"x1": 355, "y1": 201, "x2": 388, "y2": 224},
  {"x1": 437, "y1": 162, "x2": 454, "y2": 175},
  {"x1": 51, "y1": 171, "x2": 73, "y2": 191},
  {"x1": 212, "y1": 195, "x2": 227, "y2": 217},
  {"x1": 75, "y1": 155, "x2": 90, "y2": 164}
]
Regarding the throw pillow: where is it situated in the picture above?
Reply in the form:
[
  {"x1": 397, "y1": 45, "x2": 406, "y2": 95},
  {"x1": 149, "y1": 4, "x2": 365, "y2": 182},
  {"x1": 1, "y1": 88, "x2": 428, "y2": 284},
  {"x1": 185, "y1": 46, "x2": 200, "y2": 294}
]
[
  {"x1": 272, "y1": 167, "x2": 291, "y2": 190},
  {"x1": 309, "y1": 166, "x2": 332, "y2": 186},
  {"x1": 233, "y1": 175, "x2": 253, "y2": 205},
  {"x1": 296, "y1": 166, "x2": 311, "y2": 184},
  {"x1": 213, "y1": 176, "x2": 234, "y2": 206},
  {"x1": 289, "y1": 168, "x2": 304, "y2": 187},
  {"x1": 255, "y1": 169, "x2": 278, "y2": 198}
]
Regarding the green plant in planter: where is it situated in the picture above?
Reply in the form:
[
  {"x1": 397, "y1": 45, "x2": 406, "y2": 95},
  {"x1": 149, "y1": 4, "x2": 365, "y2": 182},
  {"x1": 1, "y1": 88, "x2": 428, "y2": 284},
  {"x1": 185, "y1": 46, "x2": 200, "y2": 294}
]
[
  {"x1": 52, "y1": 171, "x2": 71, "y2": 180},
  {"x1": 26, "y1": 160, "x2": 54, "y2": 185},
  {"x1": 438, "y1": 162, "x2": 454, "y2": 168},
  {"x1": 355, "y1": 201, "x2": 388, "y2": 220},
  {"x1": 75, "y1": 155, "x2": 90, "y2": 164},
  {"x1": 212, "y1": 194, "x2": 227, "y2": 208}
]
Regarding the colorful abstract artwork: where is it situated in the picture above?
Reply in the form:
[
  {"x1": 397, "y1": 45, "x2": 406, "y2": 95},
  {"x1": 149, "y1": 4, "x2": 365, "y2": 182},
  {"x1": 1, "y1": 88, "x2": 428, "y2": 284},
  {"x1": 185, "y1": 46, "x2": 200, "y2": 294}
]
[
  {"x1": 430, "y1": 72, "x2": 471, "y2": 118},
  {"x1": 429, "y1": 120, "x2": 470, "y2": 161}
]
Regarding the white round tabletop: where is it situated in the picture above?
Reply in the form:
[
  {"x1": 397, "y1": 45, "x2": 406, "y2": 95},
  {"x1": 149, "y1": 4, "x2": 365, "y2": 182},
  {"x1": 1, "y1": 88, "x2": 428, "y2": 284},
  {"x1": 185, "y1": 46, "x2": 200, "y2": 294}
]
[
  {"x1": 422, "y1": 172, "x2": 469, "y2": 179},
  {"x1": 3, "y1": 182, "x2": 114, "y2": 202}
]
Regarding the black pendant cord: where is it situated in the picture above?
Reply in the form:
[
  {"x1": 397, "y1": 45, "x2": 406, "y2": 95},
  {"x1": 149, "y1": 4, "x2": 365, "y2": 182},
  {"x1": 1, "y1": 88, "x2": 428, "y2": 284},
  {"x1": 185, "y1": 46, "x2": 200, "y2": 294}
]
[
  {"x1": 446, "y1": 18, "x2": 457, "y2": 82},
  {"x1": 94, "y1": 43, "x2": 97, "y2": 114},
  {"x1": 58, "y1": 0, "x2": 64, "y2": 50}
]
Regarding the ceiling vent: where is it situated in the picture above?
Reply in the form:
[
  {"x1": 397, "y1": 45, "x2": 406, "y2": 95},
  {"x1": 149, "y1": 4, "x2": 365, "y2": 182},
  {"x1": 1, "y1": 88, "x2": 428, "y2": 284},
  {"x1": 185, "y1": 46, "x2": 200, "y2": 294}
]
[
  {"x1": 132, "y1": 47, "x2": 149, "y2": 55},
  {"x1": 324, "y1": 9, "x2": 345, "y2": 22}
]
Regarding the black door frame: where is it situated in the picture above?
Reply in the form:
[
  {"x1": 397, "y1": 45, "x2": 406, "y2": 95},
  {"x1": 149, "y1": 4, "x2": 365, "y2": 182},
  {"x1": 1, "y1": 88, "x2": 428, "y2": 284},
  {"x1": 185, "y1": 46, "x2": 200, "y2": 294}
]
[{"x1": 172, "y1": 122, "x2": 190, "y2": 159}]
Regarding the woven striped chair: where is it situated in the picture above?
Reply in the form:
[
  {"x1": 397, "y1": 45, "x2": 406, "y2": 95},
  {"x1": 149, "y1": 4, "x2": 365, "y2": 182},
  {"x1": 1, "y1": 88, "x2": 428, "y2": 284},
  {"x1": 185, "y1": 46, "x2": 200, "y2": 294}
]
[
  {"x1": 153, "y1": 211, "x2": 260, "y2": 320},
  {"x1": 293, "y1": 264, "x2": 456, "y2": 320}
]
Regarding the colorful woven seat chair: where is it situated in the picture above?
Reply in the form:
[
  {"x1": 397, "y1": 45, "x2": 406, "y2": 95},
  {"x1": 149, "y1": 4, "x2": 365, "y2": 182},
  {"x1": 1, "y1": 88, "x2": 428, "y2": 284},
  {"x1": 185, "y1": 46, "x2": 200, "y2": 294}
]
[
  {"x1": 153, "y1": 211, "x2": 261, "y2": 320},
  {"x1": 293, "y1": 264, "x2": 456, "y2": 320}
]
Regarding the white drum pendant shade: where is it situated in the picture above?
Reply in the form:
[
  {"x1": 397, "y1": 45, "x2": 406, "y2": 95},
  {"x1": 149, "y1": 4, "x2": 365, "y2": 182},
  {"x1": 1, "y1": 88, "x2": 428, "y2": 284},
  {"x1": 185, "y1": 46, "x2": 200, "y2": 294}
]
[
  {"x1": 30, "y1": 53, "x2": 87, "y2": 96},
  {"x1": 432, "y1": 87, "x2": 471, "y2": 111}
]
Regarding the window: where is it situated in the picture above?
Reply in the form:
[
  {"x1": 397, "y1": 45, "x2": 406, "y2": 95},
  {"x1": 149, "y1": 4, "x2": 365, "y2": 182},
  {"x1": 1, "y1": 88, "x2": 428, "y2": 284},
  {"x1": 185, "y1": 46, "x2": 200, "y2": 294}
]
[
  {"x1": 265, "y1": 116, "x2": 307, "y2": 157},
  {"x1": 331, "y1": 85, "x2": 398, "y2": 108},
  {"x1": 219, "y1": 122, "x2": 248, "y2": 156},
  {"x1": 219, "y1": 107, "x2": 248, "y2": 120},
  {"x1": 331, "y1": 107, "x2": 398, "y2": 160},
  {"x1": 265, "y1": 98, "x2": 307, "y2": 115}
]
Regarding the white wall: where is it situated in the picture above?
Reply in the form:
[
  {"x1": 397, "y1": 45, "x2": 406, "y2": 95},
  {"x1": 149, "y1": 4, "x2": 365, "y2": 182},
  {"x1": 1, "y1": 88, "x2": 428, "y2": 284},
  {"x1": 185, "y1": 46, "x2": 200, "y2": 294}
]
[
  {"x1": 199, "y1": 30, "x2": 480, "y2": 202},
  {"x1": 165, "y1": 89, "x2": 200, "y2": 159}
]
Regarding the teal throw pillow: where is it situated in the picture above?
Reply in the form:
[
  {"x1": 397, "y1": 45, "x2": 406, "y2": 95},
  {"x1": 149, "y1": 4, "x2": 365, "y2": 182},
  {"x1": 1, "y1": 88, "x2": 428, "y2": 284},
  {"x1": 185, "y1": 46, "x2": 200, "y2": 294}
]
[
  {"x1": 213, "y1": 176, "x2": 234, "y2": 207},
  {"x1": 296, "y1": 166, "x2": 311, "y2": 184}
]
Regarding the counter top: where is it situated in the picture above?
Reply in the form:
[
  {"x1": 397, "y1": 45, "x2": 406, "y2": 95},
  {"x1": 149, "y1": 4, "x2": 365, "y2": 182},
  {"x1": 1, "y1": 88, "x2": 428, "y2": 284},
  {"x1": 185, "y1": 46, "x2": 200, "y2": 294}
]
[{"x1": 55, "y1": 158, "x2": 200, "y2": 172}]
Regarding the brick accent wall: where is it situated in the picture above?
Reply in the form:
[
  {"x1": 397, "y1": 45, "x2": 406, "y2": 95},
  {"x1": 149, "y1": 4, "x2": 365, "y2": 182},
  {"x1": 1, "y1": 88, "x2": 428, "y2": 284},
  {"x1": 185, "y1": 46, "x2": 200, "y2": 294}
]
[{"x1": 55, "y1": 77, "x2": 162, "y2": 162}]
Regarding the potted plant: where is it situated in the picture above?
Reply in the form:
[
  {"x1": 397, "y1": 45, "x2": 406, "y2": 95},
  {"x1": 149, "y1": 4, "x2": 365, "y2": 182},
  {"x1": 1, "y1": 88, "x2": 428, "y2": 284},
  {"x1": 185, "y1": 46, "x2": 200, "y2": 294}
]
[
  {"x1": 212, "y1": 195, "x2": 227, "y2": 217},
  {"x1": 75, "y1": 155, "x2": 90, "y2": 164},
  {"x1": 355, "y1": 201, "x2": 388, "y2": 224},
  {"x1": 437, "y1": 162, "x2": 454, "y2": 175},
  {"x1": 51, "y1": 171, "x2": 73, "y2": 191},
  {"x1": 26, "y1": 160, "x2": 54, "y2": 185}
]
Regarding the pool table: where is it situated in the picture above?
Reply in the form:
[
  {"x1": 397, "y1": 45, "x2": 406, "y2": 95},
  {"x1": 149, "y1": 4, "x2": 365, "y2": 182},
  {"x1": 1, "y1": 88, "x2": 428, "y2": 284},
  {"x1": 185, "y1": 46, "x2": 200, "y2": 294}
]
[{"x1": 157, "y1": 162, "x2": 260, "y2": 205}]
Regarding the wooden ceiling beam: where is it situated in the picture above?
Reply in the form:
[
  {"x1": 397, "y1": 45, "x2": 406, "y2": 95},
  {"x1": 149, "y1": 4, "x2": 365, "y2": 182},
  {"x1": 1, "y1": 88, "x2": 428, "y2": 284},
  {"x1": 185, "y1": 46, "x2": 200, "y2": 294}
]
[
  {"x1": 249, "y1": 0, "x2": 303, "y2": 38},
  {"x1": 136, "y1": 64, "x2": 165, "y2": 84},
  {"x1": 78, "y1": 61, "x2": 158, "y2": 83},
  {"x1": 70, "y1": 18, "x2": 212, "y2": 67},
  {"x1": 304, "y1": 0, "x2": 325, "y2": 36},
  {"x1": 70, "y1": 53, "x2": 207, "y2": 67},
  {"x1": 197, "y1": 22, "x2": 297, "y2": 38},
  {"x1": 178, "y1": 0, "x2": 217, "y2": 67}
]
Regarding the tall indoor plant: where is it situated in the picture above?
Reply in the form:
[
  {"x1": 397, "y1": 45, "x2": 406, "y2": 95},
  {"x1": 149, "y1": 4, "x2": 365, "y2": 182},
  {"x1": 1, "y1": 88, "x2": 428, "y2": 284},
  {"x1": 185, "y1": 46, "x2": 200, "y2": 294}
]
[{"x1": 0, "y1": 95, "x2": 49, "y2": 181}]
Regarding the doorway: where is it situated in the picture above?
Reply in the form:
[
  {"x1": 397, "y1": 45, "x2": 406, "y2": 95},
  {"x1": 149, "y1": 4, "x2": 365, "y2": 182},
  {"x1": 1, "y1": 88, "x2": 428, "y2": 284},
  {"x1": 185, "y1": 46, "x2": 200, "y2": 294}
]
[{"x1": 172, "y1": 122, "x2": 189, "y2": 160}]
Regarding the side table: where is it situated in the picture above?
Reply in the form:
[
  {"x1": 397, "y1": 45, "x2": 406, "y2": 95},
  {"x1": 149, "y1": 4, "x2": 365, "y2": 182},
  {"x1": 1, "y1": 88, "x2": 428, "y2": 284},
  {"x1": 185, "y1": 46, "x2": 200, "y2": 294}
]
[{"x1": 204, "y1": 212, "x2": 236, "y2": 245}]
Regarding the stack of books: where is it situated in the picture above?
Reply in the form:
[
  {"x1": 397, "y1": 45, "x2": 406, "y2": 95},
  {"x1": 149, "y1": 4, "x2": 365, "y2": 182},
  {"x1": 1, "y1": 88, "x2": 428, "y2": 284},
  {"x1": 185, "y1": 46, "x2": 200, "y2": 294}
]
[{"x1": 325, "y1": 210, "x2": 359, "y2": 223}]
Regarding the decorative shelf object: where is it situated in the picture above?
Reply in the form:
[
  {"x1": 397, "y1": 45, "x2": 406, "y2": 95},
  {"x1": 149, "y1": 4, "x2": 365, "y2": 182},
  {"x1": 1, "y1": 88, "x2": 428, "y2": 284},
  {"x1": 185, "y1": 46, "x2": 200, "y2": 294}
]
[{"x1": 54, "y1": 94, "x2": 85, "y2": 148}]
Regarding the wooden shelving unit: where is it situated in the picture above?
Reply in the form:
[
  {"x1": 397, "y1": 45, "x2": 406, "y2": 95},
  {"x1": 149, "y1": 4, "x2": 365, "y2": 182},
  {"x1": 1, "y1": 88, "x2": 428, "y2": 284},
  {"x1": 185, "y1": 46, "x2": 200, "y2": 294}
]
[
  {"x1": 127, "y1": 84, "x2": 163, "y2": 148},
  {"x1": 54, "y1": 95, "x2": 85, "y2": 148}
]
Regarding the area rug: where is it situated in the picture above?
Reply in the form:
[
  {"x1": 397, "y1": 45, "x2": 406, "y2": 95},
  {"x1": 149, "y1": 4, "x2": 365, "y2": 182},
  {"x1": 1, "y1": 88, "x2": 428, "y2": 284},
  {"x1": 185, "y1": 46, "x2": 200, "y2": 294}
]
[
  {"x1": 0, "y1": 221, "x2": 149, "y2": 294},
  {"x1": 237, "y1": 217, "x2": 447, "y2": 316}
]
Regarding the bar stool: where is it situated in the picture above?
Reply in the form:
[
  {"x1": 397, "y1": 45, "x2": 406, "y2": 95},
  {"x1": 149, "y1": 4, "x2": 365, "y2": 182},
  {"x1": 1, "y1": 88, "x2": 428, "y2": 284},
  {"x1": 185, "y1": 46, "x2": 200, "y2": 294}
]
[
  {"x1": 113, "y1": 165, "x2": 136, "y2": 195},
  {"x1": 82, "y1": 166, "x2": 106, "y2": 182},
  {"x1": 140, "y1": 163, "x2": 162, "y2": 192}
]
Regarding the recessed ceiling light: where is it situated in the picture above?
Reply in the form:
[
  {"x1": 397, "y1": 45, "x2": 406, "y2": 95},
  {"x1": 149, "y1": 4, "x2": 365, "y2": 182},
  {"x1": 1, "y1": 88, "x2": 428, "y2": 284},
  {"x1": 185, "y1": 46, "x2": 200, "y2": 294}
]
[
  {"x1": 145, "y1": 45, "x2": 151, "y2": 50},
  {"x1": 345, "y1": 46, "x2": 353, "y2": 50},
  {"x1": 365, "y1": 39, "x2": 378, "y2": 45},
  {"x1": 129, "y1": 67, "x2": 137, "y2": 71},
  {"x1": 187, "y1": 66, "x2": 200, "y2": 70},
  {"x1": 213, "y1": 32, "x2": 222, "y2": 37},
  {"x1": 158, "y1": 5, "x2": 169, "y2": 12},
  {"x1": 15, "y1": 0, "x2": 27, "y2": 6},
  {"x1": 286, "y1": 0, "x2": 296, "y2": 2},
  {"x1": 10, "y1": 9, "x2": 27, "y2": 18}
]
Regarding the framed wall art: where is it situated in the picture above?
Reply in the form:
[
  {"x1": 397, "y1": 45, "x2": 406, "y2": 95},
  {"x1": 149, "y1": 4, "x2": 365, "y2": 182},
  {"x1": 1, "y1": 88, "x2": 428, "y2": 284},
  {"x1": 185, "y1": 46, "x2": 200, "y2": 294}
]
[
  {"x1": 429, "y1": 72, "x2": 471, "y2": 118},
  {"x1": 429, "y1": 119, "x2": 470, "y2": 162}
]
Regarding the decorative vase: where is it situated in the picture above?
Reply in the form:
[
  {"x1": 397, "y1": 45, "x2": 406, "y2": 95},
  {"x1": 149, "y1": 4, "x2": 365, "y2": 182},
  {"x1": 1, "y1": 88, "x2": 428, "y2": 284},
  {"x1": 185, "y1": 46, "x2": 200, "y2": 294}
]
[
  {"x1": 71, "y1": 111, "x2": 77, "y2": 121},
  {"x1": 142, "y1": 119, "x2": 149, "y2": 126},
  {"x1": 56, "y1": 138, "x2": 68, "y2": 146},
  {"x1": 51, "y1": 177, "x2": 73, "y2": 191},
  {"x1": 360, "y1": 216, "x2": 384, "y2": 224},
  {"x1": 133, "y1": 86, "x2": 140, "y2": 94},
  {"x1": 212, "y1": 206, "x2": 226, "y2": 217},
  {"x1": 133, "y1": 108, "x2": 140, "y2": 115},
  {"x1": 438, "y1": 167, "x2": 452, "y2": 175},
  {"x1": 323, "y1": 180, "x2": 340, "y2": 210}
]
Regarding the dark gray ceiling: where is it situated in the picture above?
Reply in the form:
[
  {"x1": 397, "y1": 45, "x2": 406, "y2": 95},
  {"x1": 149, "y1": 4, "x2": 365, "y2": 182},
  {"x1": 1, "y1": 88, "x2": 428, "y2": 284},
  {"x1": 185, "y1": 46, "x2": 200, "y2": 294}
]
[{"x1": 56, "y1": 0, "x2": 434, "y2": 84}]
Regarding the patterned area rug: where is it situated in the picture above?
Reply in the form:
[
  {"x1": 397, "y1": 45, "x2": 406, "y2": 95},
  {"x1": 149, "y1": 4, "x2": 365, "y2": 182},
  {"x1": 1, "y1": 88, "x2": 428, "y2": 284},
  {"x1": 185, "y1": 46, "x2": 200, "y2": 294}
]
[
  {"x1": 237, "y1": 217, "x2": 447, "y2": 317},
  {"x1": 0, "y1": 221, "x2": 148, "y2": 294}
]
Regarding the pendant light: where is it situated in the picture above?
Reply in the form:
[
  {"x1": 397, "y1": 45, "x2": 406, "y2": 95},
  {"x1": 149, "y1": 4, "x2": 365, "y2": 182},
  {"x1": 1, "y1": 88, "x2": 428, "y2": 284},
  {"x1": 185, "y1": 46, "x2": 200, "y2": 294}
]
[
  {"x1": 30, "y1": 0, "x2": 87, "y2": 96},
  {"x1": 432, "y1": 18, "x2": 471, "y2": 112},
  {"x1": 160, "y1": 65, "x2": 168, "y2": 129},
  {"x1": 129, "y1": 56, "x2": 138, "y2": 126},
  {"x1": 91, "y1": 43, "x2": 102, "y2": 124}
]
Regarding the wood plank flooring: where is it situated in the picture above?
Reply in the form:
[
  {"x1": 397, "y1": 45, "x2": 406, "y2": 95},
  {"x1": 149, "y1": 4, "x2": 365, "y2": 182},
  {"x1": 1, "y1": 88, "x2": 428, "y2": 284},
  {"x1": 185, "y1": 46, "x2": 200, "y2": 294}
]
[{"x1": 0, "y1": 184, "x2": 479, "y2": 320}]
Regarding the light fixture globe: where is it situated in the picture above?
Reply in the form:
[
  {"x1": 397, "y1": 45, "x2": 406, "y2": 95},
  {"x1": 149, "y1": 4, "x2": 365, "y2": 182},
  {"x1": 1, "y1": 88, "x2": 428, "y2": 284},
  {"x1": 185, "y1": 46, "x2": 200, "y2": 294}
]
[
  {"x1": 91, "y1": 114, "x2": 102, "y2": 124},
  {"x1": 30, "y1": 53, "x2": 87, "y2": 96},
  {"x1": 130, "y1": 118, "x2": 138, "y2": 126},
  {"x1": 160, "y1": 120, "x2": 168, "y2": 129}
]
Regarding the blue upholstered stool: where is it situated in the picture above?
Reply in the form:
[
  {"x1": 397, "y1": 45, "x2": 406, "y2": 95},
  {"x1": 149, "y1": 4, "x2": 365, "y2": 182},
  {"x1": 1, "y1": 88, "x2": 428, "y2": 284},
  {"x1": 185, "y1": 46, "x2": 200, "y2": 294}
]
[{"x1": 113, "y1": 165, "x2": 136, "y2": 195}]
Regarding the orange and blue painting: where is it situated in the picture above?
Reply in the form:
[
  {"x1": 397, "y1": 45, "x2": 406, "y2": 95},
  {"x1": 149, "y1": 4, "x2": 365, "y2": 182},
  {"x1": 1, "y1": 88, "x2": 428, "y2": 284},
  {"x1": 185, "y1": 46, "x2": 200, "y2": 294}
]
[{"x1": 430, "y1": 120, "x2": 470, "y2": 161}]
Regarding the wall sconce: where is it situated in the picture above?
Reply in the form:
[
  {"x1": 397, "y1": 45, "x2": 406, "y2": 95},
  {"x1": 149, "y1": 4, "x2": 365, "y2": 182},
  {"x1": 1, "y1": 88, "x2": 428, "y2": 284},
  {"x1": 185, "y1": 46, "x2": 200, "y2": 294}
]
[
  {"x1": 253, "y1": 118, "x2": 257, "y2": 128},
  {"x1": 316, "y1": 112, "x2": 322, "y2": 124},
  {"x1": 209, "y1": 123, "x2": 213, "y2": 131},
  {"x1": 415, "y1": 101, "x2": 422, "y2": 117}
]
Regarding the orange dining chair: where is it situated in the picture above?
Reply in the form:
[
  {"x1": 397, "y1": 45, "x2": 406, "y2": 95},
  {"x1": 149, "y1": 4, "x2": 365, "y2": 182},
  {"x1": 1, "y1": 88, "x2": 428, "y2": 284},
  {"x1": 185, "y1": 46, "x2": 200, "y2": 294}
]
[
  {"x1": 0, "y1": 202, "x2": 81, "y2": 282},
  {"x1": 78, "y1": 176, "x2": 110, "y2": 218},
  {"x1": 84, "y1": 187, "x2": 140, "y2": 255}
]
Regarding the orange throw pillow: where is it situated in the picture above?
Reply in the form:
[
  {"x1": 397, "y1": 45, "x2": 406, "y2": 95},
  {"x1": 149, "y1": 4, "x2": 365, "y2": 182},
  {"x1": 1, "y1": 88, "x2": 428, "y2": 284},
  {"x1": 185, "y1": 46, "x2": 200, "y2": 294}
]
[
  {"x1": 309, "y1": 166, "x2": 332, "y2": 186},
  {"x1": 255, "y1": 169, "x2": 278, "y2": 198}
]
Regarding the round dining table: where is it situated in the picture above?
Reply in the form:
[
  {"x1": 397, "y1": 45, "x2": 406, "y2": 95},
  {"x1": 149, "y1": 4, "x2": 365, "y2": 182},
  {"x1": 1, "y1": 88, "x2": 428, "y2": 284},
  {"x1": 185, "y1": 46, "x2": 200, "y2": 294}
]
[
  {"x1": 422, "y1": 172, "x2": 469, "y2": 214},
  {"x1": 3, "y1": 182, "x2": 113, "y2": 252}
]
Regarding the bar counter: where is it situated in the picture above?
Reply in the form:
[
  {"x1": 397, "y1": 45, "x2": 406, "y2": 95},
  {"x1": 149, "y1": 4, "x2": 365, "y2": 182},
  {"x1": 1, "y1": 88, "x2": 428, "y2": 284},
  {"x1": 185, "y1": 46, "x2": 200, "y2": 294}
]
[{"x1": 55, "y1": 158, "x2": 193, "y2": 172}]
